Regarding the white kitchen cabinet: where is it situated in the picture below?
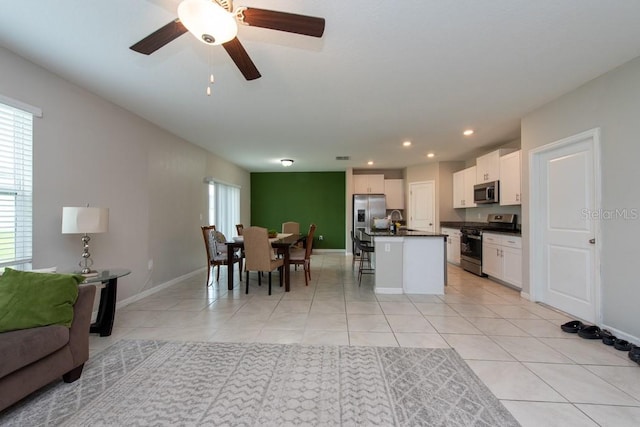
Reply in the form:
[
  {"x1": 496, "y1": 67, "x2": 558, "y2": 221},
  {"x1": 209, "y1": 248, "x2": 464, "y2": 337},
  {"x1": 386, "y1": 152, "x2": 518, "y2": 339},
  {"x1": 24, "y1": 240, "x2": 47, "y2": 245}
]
[
  {"x1": 441, "y1": 227, "x2": 461, "y2": 265},
  {"x1": 502, "y1": 245, "x2": 522, "y2": 288},
  {"x1": 476, "y1": 148, "x2": 515, "y2": 184},
  {"x1": 453, "y1": 166, "x2": 477, "y2": 208},
  {"x1": 354, "y1": 174, "x2": 385, "y2": 194},
  {"x1": 500, "y1": 150, "x2": 521, "y2": 205},
  {"x1": 482, "y1": 232, "x2": 522, "y2": 289},
  {"x1": 482, "y1": 236, "x2": 502, "y2": 278},
  {"x1": 384, "y1": 179, "x2": 405, "y2": 209}
]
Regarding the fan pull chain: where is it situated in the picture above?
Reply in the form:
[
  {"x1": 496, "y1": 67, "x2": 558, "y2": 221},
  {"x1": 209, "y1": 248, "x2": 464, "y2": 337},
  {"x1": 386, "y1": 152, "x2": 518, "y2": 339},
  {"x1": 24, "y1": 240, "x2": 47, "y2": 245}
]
[
  {"x1": 207, "y1": 74, "x2": 215, "y2": 96},
  {"x1": 206, "y1": 47, "x2": 214, "y2": 96}
]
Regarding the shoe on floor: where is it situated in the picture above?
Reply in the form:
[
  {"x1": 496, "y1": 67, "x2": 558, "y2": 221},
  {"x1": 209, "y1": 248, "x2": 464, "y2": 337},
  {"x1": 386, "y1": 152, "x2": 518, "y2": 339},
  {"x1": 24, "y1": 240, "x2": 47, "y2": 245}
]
[
  {"x1": 561, "y1": 320, "x2": 584, "y2": 333},
  {"x1": 602, "y1": 331, "x2": 617, "y2": 346},
  {"x1": 577, "y1": 325, "x2": 601, "y2": 339},
  {"x1": 629, "y1": 347, "x2": 640, "y2": 364},
  {"x1": 614, "y1": 339, "x2": 634, "y2": 351}
]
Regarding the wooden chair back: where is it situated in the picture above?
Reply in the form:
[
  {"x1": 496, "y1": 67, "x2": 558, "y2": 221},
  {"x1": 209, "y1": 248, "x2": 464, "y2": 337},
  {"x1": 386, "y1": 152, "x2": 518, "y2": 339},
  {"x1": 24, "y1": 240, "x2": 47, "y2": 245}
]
[
  {"x1": 236, "y1": 224, "x2": 244, "y2": 236},
  {"x1": 304, "y1": 224, "x2": 317, "y2": 259},
  {"x1": 201, "y1": 225, "x2": 218, "y2": 263}
]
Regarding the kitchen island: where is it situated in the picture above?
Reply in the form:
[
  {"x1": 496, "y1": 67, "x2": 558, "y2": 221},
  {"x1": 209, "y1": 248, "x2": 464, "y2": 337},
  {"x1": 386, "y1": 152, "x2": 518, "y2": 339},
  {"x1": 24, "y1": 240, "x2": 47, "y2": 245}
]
[{"x1": 361, "y1": 229, "x2": 447, "y2": 295}]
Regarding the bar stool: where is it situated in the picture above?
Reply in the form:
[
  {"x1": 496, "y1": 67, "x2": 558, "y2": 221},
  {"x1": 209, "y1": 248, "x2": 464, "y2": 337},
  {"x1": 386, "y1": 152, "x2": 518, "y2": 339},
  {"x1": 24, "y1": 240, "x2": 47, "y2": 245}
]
[{"x1": 355, "y1": 235, "x2": 374, "y2": 286}]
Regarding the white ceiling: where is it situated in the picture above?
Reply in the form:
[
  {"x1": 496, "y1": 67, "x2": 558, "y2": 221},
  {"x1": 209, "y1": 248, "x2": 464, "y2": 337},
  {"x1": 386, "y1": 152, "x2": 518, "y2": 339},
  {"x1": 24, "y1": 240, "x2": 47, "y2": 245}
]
[{"x1": 2, "y1": 0, "x2": 640, "y2": 172}]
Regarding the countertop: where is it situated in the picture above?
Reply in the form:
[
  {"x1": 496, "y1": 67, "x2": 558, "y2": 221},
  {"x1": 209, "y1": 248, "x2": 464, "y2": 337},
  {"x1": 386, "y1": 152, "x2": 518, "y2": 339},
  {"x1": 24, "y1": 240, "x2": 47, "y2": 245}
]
[
  {"x1": 440, "y1": 221, "x2": 522, "y2": 236},
  {"x1": 363, "y1": 228, "x2": 447, "y2": 238}
]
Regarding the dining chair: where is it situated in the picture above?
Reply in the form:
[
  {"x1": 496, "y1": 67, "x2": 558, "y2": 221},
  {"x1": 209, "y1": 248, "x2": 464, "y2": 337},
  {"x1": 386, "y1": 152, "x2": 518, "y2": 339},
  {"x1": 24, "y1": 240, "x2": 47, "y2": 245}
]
[
  {"x1": 281, "y1": 221, "x2": 300, "y2": 234},
  {"x1": 201, "y1": 225, "x2": 243, "y2": 287},
  {"x1": 290, "y1": 224, "x2": 316, "y2": 286},
  {"x1": 354, "y1": 234, "x2": 374, "y2": 286},
  {"x1": 235, "y1": 224, "x2": 244, "y2": 236},
  {"x1": 242, "y1": 226, "x2": 284, "y2": 295},
  {"x1": 282, "y1": 221, "x2": 303, "y2": 254}
]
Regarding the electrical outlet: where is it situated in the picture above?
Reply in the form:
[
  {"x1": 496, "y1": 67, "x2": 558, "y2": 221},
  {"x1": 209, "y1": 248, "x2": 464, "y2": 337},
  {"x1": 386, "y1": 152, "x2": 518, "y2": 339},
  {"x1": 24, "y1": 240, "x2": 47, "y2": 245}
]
[{"x1": 319, "y1": 235, "x2": 324, "y2": 241}]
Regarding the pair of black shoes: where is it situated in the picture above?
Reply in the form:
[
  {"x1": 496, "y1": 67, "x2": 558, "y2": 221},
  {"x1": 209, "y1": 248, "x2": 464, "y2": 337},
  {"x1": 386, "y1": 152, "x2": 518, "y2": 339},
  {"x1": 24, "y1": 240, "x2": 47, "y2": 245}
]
[
  {"x1": 560, "y1": 321, "x2": 639, "y2": 364},
  {"x1": 560, "y1": 320, "x2": 601, "y2": 339},
  {"x1": 600, "y1": 329, "x2": 636, "y2": 351}
]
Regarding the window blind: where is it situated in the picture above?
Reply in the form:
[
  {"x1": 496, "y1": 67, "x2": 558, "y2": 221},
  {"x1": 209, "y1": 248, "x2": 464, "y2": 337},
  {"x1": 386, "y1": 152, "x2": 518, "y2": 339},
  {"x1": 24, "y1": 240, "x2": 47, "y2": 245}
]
[
  {"x1": 208, "y1": 181, "x2": 240, "y2": 240},
  {"x1": 0, "y1": 102, "x2": 33, "y2": 267}
]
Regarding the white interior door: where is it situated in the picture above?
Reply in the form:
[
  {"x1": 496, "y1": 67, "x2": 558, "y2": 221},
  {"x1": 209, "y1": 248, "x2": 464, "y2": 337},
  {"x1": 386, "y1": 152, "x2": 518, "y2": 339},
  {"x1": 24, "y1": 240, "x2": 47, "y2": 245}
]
[
  {"x1": 409, "y1": 181, "x2": 435, "y2": 232},
  {"x1": 530, "y1": 129, "x2": 600, "y2": 322}
]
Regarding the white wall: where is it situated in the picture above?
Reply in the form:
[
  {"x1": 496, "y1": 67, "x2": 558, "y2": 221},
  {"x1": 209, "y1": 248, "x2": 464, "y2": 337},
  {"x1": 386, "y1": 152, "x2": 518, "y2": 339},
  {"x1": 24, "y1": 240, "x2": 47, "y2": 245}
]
[
  {"x1": 522, "y1": 55, "x2": 640, "y2": 338},
  {"x1": 0, "y1": 46, "x2": 250, "y2": 302}
]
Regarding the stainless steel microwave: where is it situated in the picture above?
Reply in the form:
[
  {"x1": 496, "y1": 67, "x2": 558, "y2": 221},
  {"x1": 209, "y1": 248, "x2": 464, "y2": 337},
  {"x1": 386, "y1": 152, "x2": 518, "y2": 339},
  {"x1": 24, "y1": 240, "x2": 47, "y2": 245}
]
[{"x1": 473, "y1": 181, "x2": 499, "y2": 204}]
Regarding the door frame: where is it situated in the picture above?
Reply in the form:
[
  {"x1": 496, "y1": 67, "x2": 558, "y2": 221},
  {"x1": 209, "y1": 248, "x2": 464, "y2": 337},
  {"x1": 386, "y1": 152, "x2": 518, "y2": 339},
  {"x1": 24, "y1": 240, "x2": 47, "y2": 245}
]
[
  {"x1": 408, "y1": 180, "x2": 436, "y2": 231},
  {"x1": 529, "y1": 127, "x2": 602, "y2": 322}
]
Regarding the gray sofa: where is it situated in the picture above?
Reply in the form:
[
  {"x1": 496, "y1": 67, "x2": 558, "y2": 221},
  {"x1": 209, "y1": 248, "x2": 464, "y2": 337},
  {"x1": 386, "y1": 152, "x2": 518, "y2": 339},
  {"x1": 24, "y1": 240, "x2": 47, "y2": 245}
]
[{"x1": 0, "y1": 284, "x2": 96, "y2": 411}]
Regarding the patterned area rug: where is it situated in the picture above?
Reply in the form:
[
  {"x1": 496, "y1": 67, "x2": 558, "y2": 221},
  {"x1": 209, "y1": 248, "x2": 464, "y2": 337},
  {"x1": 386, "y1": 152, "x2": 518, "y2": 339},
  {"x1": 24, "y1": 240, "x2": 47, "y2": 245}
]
[{"x1": 1, "y1": 340, "x2": 519, "y2": 426}]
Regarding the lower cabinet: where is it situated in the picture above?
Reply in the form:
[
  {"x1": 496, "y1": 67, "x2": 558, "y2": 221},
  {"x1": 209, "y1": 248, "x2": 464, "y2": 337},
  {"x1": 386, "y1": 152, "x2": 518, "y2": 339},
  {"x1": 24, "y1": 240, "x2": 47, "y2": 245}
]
[
  {"x1": 441, "y1": 227, "x2": 461, "y2": 265},
  {"x1": 482, "y1": 233, "x2": 522, "y2": 289}
]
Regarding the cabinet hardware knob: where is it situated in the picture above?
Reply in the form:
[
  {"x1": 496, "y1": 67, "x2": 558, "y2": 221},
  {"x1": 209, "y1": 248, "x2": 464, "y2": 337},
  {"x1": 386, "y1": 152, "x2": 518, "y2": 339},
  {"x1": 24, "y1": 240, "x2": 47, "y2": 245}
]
[{"x1": 589, "y1": 238, "x2": 596, "y2": 244}]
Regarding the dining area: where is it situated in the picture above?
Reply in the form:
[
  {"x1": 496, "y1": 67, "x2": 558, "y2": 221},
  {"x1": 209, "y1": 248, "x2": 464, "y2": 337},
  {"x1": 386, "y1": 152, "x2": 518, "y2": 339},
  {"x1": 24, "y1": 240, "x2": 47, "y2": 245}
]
[{"x1": 201, "y1": 221, "x2": 316, "y2": 296}]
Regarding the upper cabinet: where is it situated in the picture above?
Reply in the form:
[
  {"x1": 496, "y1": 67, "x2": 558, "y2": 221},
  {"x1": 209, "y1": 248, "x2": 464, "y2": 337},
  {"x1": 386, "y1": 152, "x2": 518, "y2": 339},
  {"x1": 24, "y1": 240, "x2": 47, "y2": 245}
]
[
  {"x1": 384, "y1": 179, "x2": 405, "y2": 209},
  {"x1": 500, "y1": 150, "x2": 521, "y2": 205},
  {"x1": 453, "y1": 166, "x2": 477, "y2": 208},
  {"x1": 476, "y1": 148, "x2": 515, "y2": 183},
  {"x1": 353, "y1": 174, "x2": 385, "y2": 193}
]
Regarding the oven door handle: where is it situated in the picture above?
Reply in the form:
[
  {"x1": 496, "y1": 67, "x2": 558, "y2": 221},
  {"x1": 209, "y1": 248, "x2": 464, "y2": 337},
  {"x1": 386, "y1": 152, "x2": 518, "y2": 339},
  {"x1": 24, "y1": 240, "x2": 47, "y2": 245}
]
[{"x1": 463, "y1": 234, "x2": 482, "y2": 240}]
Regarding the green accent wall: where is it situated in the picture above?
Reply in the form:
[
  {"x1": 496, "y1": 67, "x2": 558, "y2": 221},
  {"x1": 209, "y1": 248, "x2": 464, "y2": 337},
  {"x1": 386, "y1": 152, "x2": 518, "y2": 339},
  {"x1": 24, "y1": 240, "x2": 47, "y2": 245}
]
[{"x1": 251, "y1": 172, "x2": 345, "y2": 249}]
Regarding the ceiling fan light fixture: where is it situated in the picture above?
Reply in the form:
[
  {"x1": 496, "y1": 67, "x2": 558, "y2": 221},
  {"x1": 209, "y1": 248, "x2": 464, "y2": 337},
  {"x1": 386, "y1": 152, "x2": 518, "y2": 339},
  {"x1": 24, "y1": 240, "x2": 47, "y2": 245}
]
[
  {"x1": 281, "y1": 159, "x2": 294, "y2": 167},
  {"x1": 178, "y1": 0, "x2": 238, "y2": 46}
]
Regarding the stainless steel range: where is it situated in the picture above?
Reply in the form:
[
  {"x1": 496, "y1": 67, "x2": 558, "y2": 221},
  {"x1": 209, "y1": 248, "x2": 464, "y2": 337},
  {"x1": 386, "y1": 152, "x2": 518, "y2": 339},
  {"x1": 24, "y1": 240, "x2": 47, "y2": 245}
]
[{"x1": 460, "y1": 214, "x2": 517, "y2": 276}]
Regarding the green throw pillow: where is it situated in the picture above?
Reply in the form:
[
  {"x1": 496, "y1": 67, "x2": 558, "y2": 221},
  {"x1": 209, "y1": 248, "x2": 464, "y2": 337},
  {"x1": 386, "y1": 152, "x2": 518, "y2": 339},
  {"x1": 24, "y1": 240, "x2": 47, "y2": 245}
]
[{"x1": 0, "y1": 268, "x2": 85, "y2": 333}]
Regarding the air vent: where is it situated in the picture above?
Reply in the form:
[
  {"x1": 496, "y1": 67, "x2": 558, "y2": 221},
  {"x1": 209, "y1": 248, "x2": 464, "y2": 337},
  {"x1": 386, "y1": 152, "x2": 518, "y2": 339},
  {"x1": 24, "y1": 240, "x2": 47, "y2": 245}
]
[{"x1": 335, "y1": 156, "x2": 351, "y2": 161}]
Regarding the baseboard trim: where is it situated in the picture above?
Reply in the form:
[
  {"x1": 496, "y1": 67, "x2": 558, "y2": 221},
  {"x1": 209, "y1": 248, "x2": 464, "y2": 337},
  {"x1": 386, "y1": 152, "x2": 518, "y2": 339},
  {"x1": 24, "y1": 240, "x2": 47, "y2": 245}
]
[
  {"x1": 520, "y1": 291, "x2": 531, "y2": 300},
  {"x1": 114, "y1": 268, "x2": 206, "y2": 311},
  {"x1": 313, "y1": 249, "x2": 346, "y2": 254}
]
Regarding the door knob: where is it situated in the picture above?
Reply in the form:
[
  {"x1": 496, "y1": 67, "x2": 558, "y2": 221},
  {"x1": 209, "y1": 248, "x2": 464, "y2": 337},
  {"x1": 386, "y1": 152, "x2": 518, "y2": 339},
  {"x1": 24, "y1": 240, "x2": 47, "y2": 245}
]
[{"x1": 589, "y1": 238, "x2": 596, "y2": 244}]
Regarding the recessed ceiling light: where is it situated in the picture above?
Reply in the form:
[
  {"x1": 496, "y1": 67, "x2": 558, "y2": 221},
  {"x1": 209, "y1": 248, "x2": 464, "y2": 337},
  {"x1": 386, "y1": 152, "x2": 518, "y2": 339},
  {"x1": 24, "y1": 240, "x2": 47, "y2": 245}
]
[
  {"x1": 402, "y1": 141, "x2": 412, "y2": 147},
  {"x1": 463, "y1": 129, "x2": 474, "y2": 136},
  {"x1": 367, "y1": 161, "x2": 374, "y2": 166},
  {"x1": 427, "y1": 153, "x2": 435, "y2": 158}
]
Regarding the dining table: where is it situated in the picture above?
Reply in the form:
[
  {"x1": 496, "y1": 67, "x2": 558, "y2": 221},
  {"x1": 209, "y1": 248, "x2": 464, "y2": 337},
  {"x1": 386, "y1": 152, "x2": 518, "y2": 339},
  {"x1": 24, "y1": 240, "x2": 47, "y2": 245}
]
[{"x1": 225, "y1": 233, "x2": 305, "y2": 292}]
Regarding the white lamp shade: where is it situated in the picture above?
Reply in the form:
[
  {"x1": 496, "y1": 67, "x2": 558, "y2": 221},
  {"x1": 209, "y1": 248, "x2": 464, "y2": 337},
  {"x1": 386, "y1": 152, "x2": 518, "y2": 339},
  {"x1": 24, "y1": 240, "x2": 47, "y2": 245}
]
[
  {"x1": 62, "y1": 207, "x2": 109, "y2": 234},
  {"x1": 178, "y1": 0, "x2": 238, "y2": 46}
]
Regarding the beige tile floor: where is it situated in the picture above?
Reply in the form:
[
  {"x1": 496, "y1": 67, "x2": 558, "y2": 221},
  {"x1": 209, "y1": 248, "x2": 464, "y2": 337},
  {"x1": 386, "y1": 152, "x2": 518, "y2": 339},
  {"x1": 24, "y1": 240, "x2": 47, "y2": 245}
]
[{"x1": 90, "y1": 254, "x2": 640, "y2": 426}]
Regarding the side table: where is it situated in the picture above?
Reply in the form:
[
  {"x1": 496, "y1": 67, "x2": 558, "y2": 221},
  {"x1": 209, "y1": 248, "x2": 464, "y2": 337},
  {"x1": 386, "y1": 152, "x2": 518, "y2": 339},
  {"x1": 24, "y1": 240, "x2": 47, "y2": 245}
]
[{"x1": 81, "y1": 269, "x2": 131, "y2": 337}]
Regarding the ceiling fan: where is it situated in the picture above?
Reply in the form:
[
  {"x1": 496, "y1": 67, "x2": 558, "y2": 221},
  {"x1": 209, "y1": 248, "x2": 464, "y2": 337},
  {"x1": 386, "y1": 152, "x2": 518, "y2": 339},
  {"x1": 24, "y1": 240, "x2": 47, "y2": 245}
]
[{"x1": 130, "y1": 0, "x2": 325, "y2": 80}]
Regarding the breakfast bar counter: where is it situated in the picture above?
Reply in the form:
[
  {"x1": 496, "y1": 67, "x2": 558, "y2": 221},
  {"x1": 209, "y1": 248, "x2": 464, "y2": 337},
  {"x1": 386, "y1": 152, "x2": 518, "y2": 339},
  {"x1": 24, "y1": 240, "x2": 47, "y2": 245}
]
[{"x1": 361, "y1": 229, "x2": 447, "y2": 295}]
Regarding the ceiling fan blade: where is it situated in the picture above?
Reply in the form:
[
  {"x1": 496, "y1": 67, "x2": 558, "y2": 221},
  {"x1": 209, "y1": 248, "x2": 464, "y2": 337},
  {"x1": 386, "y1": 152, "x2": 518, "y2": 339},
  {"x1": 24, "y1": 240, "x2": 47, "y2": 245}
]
[
  {"x1": 130, "y1": 19, "x2": 188, "y2": 55},
  {"x1": 241, "y1": 8, "x2": 325, "y2": 38},
  {"x1": 223, "y1": 38, "x2": 261, "y2": 80}
]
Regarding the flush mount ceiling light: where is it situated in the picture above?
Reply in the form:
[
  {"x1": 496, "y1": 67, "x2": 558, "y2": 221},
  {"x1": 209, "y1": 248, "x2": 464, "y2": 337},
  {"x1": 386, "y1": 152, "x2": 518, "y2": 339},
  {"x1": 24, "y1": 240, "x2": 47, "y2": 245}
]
[
  {"x1": 280, "y1": 159, "x2": 294, "y2": 167},
  {"x1": 178, "y1": 0, "x2": 238, "y2": 46},
  {"x1": 463, "y1": 129, "x2": 474, "y2": 136}
]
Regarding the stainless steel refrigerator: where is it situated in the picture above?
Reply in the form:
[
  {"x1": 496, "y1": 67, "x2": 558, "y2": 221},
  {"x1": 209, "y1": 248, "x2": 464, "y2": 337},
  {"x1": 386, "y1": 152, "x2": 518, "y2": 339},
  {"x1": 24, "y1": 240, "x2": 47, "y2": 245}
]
[{"x1": 353, "y1": 194, "x2": 386, "y2": 252}]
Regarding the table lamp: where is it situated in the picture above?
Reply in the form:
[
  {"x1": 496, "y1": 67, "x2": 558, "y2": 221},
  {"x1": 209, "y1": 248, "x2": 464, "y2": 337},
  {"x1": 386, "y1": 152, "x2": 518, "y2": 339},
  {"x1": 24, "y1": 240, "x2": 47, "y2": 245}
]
[{"x1": 62, "y1": 206, "x2": 109, "y2": 274}]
